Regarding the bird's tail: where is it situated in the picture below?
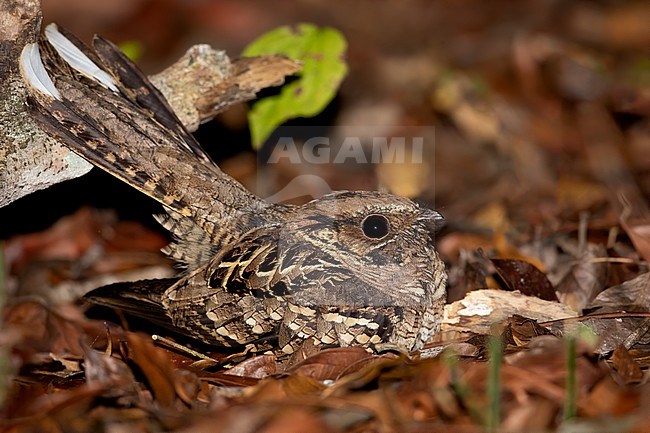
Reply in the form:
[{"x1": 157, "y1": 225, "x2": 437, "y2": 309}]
[
  {"x1": 20, "y1": 24, "x2": 267, "y2": 246},
  {"x1": 84, "y1": 278, "x2": 177, "y2": 330}
]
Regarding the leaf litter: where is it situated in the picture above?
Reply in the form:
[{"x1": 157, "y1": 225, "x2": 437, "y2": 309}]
[{"x1": 2, "y1": 0, "x2": 650, "y2": 431}]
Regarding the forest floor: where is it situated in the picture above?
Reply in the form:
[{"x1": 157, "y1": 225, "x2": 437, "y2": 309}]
[{"x1": 1, "y1": 0, "x2": 649, "y2": 431}]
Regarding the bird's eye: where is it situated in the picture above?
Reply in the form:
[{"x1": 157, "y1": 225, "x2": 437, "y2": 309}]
[{"x1": 361, "y1": 214, "x2": 390, "y2": 239}]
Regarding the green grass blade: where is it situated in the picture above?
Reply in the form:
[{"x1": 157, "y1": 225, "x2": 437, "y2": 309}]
[{"x1": 487, "y1": 335, "x2": 502, "y2": 431}]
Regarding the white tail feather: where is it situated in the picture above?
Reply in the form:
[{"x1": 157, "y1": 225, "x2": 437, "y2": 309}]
[
  {"x1": 20, "y1": 43, "x2": 61, "y2": 99},
  {"x1": 44, "y1": 23, "x2": 118, "y2": 92}
]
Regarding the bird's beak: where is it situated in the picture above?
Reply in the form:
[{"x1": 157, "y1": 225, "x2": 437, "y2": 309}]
[{"x1": 418, "y1": 208, "x2": 445, "y2": 231}]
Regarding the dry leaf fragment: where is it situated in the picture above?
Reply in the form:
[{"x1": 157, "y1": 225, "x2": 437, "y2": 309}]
[{"x1": 443, "y1": 289, "x2": 577, "y2": 335}]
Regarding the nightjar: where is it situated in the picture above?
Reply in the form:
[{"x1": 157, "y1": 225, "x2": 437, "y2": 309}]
[{"x1": 20, "y1": 24, "x2": 447, "y2": 354}]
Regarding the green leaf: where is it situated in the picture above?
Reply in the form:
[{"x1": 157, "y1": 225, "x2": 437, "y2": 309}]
[
  {"x1": 242, "y1": 23, "x2": 348, "y2": 149},
  {"x1": 118, "y1": 40, "x2": 143, "y2": 62}
]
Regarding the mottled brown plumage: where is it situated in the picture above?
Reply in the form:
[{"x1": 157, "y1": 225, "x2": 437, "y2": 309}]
[{"x1": 20, "y1": 24, "x2": 447, "y2": 354}]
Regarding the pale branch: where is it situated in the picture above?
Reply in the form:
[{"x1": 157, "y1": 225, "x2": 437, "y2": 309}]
[
  {"x1": 150, "y1": 46, "x2": 301, "y2": 132},
  {"x1": 0, "y1": 0, "x2": 92, "y2": 208}
]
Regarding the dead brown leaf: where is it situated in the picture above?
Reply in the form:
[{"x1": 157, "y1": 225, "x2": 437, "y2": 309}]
[
  {"x1": 249, "y1": 374, "x2": 327, "y2": 403},
  {"x1": 287, "y1": 347, "x2": 377, "y2": 381},
  {"x1": 228, "y1": 353, "x2": 277, "y2": 379},
  {"x1": 125, "y1": 332, "x2": 177, "y2": 407},
  {"x1": 4, "y1": 301, "x2": 87, "y2": 358},
  {"x1": 82, "y1": 344, "x2": 137, "y2": 401},
  {"x1": 2, "y1": 383, "x2": 104, "y2": 430},
  {"x1": 501, "y1": 315, "x2": 554, "y2": 348},
  {"x1": 196, "y1": 370, "x2": 259, "y2": 387},
  {"x1": 173, "y1": 368, "x2": 200, "y2": 405},
  {"x1": 582, "y1": 272, "x2": 650, "y2": 353},
  {"x1": 623, "y1": 220, "x2": 650, "y2": 260},
  {"x1": 582, "y1": 376, "x2": 641, "y2": 417},
  {"x1": 501, "y1": 397, "x2": 556, "y2": 432},
  {"x1": 555, "y1": 243, "x2": 609, "y2": 312},
  {"x1": 257, "y1": 407, "x2": 332, "y2": 433},
  {"x1": 590, "y1": 272, "x2": 650, "y2": 309},
  {"x1": 491, "y1": 258, "x2": 557, "y2": 301},
  {"x1": 610, "y1": 345, "x2": 644, "y2": 385}
]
